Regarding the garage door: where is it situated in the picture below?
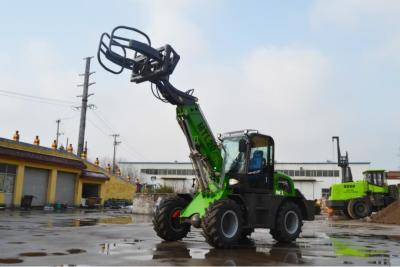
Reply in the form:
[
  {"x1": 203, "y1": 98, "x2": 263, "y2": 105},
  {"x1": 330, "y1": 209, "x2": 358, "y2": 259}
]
[
  {"x1": 55, "y1": 172, "x2": 76, "y2": 205},
  {"x1": 23, "y1": 167, "x2": 49, "y2": 206}
]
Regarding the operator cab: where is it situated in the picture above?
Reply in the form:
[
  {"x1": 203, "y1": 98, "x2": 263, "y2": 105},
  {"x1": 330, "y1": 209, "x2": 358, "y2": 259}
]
[
  {"x1": 220, "y1": 130, "x2": 275, "y2": 192},
  {"x1": 363, "y1": 170, "x2": 387, "y2": 187}
]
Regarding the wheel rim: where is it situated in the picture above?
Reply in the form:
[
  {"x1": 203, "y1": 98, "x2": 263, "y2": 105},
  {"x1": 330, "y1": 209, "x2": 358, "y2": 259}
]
[
  {"x1": 355, "y1": 202, "x2": 367, "y2": 216},
  {"x1": 221, "y1": 210, "x2": 239, "y2": 238},
  {"x1": 284, "y1": 211, "x2": 299, "y2": 235},
  {"x1": 356, "y1": 203, "x2": 365, "y2": 213}
]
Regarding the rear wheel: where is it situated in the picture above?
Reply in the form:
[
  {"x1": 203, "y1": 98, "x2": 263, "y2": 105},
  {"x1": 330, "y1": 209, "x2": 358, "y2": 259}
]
[
  {"x1": 153, "y1": 196, "x2": 190, "y2": 241},
  {"x1": 270, "y1": 202, "x2": 303, "y2": 243},
  {"x1": 202, "y1": 199, "x2": 242, "y2": 248},
  {"x1": 347, "y1": 198, "x2": 371, "y2": 219},
  {"x1": 388, "y1": 185, "x2": 399, "y2": 200}
]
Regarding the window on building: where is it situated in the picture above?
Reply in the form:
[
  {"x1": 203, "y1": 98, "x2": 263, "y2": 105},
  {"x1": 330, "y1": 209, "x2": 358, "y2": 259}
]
[
  {"x1": 328, "y1": 170, "x2": 334, "y2": 177},
  {"x1": 321, "y1": 188, "x2": 330, "y2": 198},
  {"x1": 334, "y1": 170, "x2": 340, "y2": 177},
  {"x1": 322, "y1": 170, "x2": 328, "y2": 177}
]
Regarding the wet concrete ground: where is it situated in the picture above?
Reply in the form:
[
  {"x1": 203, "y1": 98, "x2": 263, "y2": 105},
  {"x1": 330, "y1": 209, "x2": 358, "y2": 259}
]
[{"x1": 0, "y1": 209, "x2": 399, "y2": 266}]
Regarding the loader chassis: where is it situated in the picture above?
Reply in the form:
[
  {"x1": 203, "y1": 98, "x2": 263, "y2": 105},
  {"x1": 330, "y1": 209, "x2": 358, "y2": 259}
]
[
  {"x1": 97, "y1": 25, "x2": 315, "y2": 248},
  {"x1": 326, "y1": 170, "x2": 398, "y2": 219}
]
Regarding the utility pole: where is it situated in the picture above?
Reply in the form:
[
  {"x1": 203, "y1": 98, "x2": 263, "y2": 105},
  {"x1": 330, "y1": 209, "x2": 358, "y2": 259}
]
[
  {"x1": 77, "y1": 57, "x2": 95, "y2": 156},
  {"x1": 55, "y1": 119, "x2": 63, "y2": 147},
  {"x1": 111, "y1": 134, "x2": 121, "y2": 174}
]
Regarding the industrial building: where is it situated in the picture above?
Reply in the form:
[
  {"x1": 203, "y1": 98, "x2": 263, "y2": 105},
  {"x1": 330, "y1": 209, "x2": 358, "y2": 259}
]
[
  {"x1": 119, "y1": 161, "x2": 371, "y2": 200},
  {"x1": 0, "y1": 137, "x2": 135, "y2": 208}
]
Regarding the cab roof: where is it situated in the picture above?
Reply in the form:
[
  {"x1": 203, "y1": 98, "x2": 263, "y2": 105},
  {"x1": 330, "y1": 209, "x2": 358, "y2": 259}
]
[{"x1": 363, "y1": 169, "x2": 386, "y2": 174}]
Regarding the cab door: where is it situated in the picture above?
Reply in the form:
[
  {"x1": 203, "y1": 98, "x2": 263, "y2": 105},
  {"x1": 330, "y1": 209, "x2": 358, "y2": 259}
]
[{"x1": 246, "y1": 134, "x2": 274, "y2": 191}]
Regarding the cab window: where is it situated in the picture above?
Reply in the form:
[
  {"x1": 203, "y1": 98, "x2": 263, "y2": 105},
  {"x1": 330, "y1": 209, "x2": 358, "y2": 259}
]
[{"x1": 248, "y1": 135, "x2": 273, "y2": 173}]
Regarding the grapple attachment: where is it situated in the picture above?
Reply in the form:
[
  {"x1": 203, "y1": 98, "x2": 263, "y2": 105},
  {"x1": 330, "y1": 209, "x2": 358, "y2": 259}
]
[{"x1": 98, "y1": 26, "x2": 180, "y2": 83}]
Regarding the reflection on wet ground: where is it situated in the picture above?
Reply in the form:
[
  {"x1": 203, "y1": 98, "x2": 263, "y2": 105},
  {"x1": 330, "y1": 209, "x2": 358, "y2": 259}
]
[
  {"x1": 0, "y1": 210, "x2": 399, "y2": 265},
  {"x1": 99, "y1": 240, "x2": 307, "y2": 265},
  {"x1": 0, "y1": 258, "x2": 24, "y2": 264}
]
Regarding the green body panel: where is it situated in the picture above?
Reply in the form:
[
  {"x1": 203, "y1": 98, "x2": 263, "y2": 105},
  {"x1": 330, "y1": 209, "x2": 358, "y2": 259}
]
[
  {"x1": 180, "y1": 188, "x2": 228, "y2": 218},
  {"x1": 329, "y1": 181, "x2": 389, "y2": 202},
  {"x1": 180, "y1": 171, "x2": 297, "y2": 218},
  {"x1": 273, "y1": 171, "x2": 296, "y2": 197},
  {"x1": 329, "y1": 181, "x2": 368, "y2": 201}
]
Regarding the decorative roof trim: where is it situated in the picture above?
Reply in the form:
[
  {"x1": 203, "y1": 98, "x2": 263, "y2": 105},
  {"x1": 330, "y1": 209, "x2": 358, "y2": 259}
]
[{"x1": 0, "y1": 146, "x2": 85, "y2": 169}]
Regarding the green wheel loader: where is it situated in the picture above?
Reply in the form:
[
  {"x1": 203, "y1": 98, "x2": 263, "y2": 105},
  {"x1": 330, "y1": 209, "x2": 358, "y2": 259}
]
[
  {"x1": 326, "y1": 136, "x2": 399, "y2": 219},
  {"x1": 97, "y1": 26, "x2": 315, "y2": 248}
]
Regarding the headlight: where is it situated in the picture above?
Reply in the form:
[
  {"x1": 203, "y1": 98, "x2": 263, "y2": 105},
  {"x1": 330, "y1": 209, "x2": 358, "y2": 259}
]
[{"x1": 229, "y1": 178, "x2": 239, "y2": 185}]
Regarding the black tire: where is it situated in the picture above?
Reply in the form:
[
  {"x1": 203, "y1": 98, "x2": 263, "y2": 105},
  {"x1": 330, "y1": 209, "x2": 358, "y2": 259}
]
[
  {"x1": 347, "y1": 198, "x2": 371, "y2": 219},
  {"x1": 153, "y1": 196, "x2": 190, "y2": 241},
  {"x1": 388, "y1": 185, "x2": 399, "y2": 200},
  {"x1": 270, "y1": 201, "x2": 303, "y2": 243},
  {"x1": 202, "y1": 199, "x2": 243, "y2": 248}
]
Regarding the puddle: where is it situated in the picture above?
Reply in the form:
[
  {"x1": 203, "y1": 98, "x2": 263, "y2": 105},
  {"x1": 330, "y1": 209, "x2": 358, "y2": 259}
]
[
  {"x1": 66, "y1": 249, "x2": 86, "y2": 254},
  {"x1": 8, "y1": 241, "x2": 25, "y2": 244},
  {"x1": 19, "y1": 252, "x2": 47, "y2": 257},
  {"x1": 52, "y1": 252, "x2": 68, "y2": 256},
  {"x1": 0, "y1": 258, "x2": 24, "y2": 264},
  {"x1": 44, "y1": 216, "x2": 133, "y2": 228}
]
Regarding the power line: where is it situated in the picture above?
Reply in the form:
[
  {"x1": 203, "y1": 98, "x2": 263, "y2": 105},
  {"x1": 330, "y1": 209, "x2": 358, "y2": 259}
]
[
  {"x1": 88, "y1": 110, "x2": 148, "y2": 160},
  {"x1": 91, "y1": 109, "x2": 114, "y2": 132},
  {"x1": 0, "y1": 92, "x2": 76, "y2": 107},
  {"x1": 87, "y1": 117, "x2": 110, "y2": 137},
  {"x1": 0, "y1": 89, "x2": 76, "y2": 105}
]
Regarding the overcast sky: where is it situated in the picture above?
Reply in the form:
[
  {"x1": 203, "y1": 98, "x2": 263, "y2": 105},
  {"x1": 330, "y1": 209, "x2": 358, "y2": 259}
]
[{"x1": 0, "y1": 0, "x2": 399, "y2": 170}]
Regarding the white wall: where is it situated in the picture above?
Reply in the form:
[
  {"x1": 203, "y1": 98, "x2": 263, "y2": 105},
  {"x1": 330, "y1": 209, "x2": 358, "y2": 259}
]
[
  {"x1": 120, "y1": 161, "x2": 371, "y2": 196},
  {"x1": 119, "y1": 162, "x2": 195, "y2": 193}
]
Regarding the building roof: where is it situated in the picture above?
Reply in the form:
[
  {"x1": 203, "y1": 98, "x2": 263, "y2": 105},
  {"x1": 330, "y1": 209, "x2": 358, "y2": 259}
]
[
  {"x1": 0, "y1": 138, "x2": 85, "y2": 169},
  {"x1": 81, "y1": 170, "x2": 110, "y2": 180},
  {"x1": 0, "y1": 137, "x2": 129, "y2": 183}
]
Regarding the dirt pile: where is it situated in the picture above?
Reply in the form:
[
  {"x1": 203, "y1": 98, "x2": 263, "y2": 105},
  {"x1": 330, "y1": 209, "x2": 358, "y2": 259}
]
[{"x1": 371, "y1": 200, "x2": 400, "y2": 225}]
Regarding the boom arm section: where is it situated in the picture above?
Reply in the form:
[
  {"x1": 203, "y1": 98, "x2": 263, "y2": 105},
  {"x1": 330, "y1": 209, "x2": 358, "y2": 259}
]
[
  {"x1": 332, "y1": 136, "x2": 353, "y2": 183},
  {"x1": 177, "y1": 104, "x2": 223, "y2": 191},
  {"x1": 98, "y1": 26, "x2": 223, "y2": 191}
]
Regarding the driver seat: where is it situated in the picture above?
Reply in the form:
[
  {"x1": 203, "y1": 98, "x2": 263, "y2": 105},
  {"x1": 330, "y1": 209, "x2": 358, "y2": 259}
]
[{"x1": 248, "y1": 150, "x2": 264, "y2": 172}]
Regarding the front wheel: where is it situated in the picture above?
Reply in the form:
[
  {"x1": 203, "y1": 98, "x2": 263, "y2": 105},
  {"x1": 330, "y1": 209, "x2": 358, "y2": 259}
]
[
  {"x1": 270, "y1": 202, "x2": 303, "y2": 243},
  {"x1": 153, "y1": 196, "x2": 191, "y2": 241},
  {"x1": 202, "y1": 199, "x2": 243, "y2": 248},
  {"x1": 347, "y1": 198, "x2": 371, "y2": 219}
]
